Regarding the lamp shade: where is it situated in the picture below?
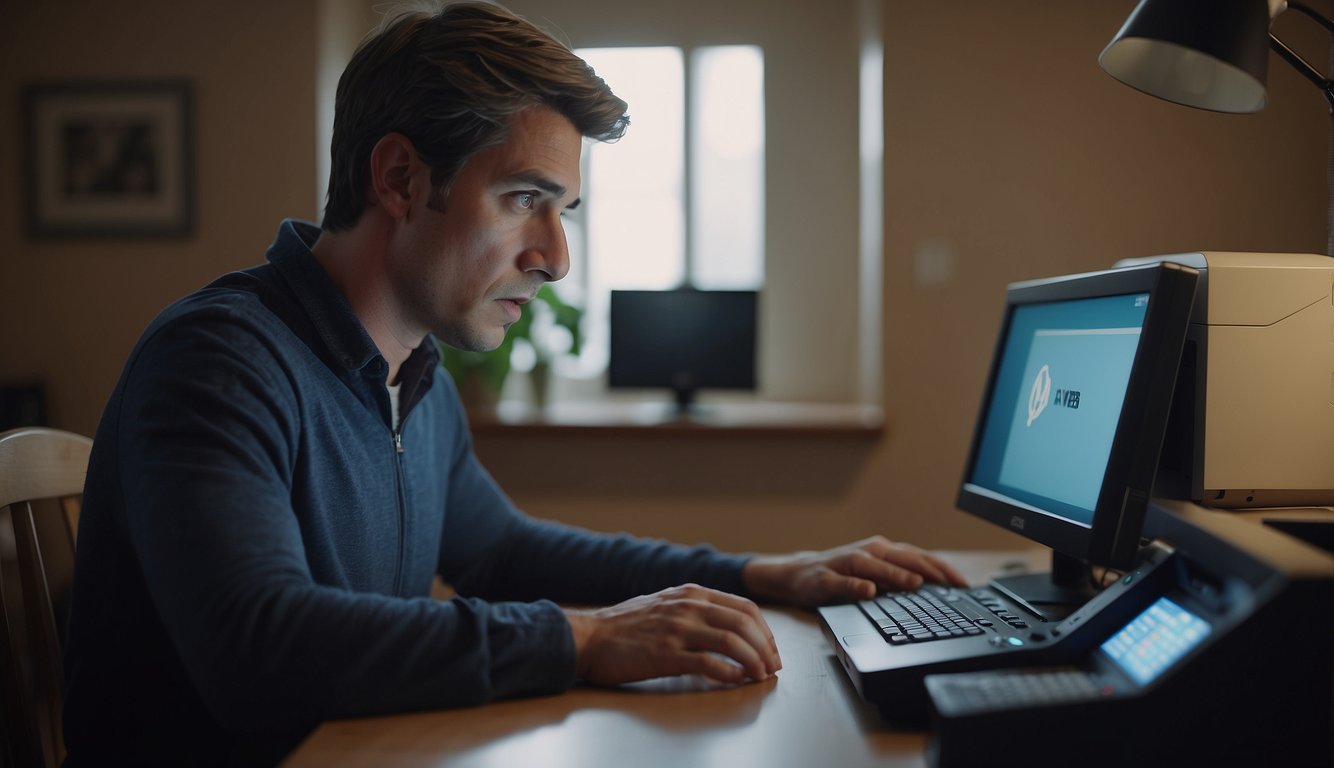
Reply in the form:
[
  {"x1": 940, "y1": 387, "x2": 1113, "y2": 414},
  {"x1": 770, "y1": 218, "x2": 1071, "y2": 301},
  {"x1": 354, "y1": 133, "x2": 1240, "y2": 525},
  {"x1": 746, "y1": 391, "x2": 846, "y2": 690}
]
[{"x1": 1099, "y1": 0, "x2": 1271, "y2": 113}]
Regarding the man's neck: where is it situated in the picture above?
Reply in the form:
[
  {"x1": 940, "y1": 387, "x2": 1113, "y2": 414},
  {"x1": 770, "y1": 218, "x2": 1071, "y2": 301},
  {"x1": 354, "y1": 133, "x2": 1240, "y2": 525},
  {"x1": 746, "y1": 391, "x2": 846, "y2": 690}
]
[{"x1": 310, "y1": 223, "x2": 422, "y2": 385}]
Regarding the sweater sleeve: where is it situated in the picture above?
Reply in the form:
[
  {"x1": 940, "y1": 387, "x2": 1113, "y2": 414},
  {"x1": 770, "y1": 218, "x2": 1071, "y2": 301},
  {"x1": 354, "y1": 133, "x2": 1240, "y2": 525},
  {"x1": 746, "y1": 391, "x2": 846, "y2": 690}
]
[
  {"x1": 113, "y1": 307, "x2": 577, "y2": 735},
  {"x1": 432, "y1": 380, "x2": 753, "y2": 605}
]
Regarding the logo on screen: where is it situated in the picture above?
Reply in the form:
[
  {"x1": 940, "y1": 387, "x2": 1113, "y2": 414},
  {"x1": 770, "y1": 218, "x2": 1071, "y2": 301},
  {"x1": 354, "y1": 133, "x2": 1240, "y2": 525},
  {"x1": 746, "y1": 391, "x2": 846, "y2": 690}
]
[
  {"x1": 1028, "y1": 364, "x2": 1084, "y2": 427},
  {"x1": 1053, "y1": 389, "x2": 1081, "y2": 409},
  {"x1": 1026, "y1": 365, "x2": 1051, "y2": 426}
]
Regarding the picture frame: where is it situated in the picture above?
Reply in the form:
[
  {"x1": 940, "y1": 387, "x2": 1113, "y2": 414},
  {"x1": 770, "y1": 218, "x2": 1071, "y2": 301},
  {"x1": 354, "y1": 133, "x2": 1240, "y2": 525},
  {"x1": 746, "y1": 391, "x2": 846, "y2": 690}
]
[{"x1": 24, "y1": 80, "x2": 195, "y2": 237}]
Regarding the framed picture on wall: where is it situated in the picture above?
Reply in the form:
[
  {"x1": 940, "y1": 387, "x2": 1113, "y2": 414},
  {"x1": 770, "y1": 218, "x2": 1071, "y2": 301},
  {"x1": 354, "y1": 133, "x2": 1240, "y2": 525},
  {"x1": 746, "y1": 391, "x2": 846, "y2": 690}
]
[{"x1": 24, "y1": 80, "x2": 195, "y2": 237}]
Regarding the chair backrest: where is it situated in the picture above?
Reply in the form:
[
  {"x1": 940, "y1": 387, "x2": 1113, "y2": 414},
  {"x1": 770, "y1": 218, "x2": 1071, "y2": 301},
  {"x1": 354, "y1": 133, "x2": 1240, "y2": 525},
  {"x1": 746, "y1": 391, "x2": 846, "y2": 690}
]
[{"x1": 0, "y1": 427, "x2": 92, "y2": 768}]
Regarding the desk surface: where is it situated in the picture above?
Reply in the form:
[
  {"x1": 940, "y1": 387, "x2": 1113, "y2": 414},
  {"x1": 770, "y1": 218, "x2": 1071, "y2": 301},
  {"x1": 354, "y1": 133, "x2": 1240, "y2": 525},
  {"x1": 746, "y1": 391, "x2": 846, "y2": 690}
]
[{"x1": 285, "y1": 550, "x2": 1047, "y2": 768}]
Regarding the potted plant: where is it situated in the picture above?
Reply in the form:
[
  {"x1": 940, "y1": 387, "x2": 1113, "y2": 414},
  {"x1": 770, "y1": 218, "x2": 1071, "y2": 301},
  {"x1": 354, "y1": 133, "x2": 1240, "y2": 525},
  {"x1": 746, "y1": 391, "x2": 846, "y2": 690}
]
[{"x1": 438, "y1": 284, "x2": 583, "y2": 413}]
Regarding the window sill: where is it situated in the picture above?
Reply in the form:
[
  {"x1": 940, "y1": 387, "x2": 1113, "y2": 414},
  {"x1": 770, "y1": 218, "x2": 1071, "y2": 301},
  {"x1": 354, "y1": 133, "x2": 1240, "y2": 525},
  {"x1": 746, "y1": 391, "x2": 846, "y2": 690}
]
[{"x1": 466, "y1": 400, "x2": 885, "y2": 438}]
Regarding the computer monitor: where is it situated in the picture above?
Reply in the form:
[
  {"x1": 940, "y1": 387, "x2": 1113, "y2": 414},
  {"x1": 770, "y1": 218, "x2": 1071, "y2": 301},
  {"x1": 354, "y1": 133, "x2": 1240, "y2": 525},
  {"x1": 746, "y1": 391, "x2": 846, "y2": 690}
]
[
  {"x1": 608, "y1": 289, "x2": 758, "y2": 411},
  {"x1": 956, "y1": 262, "x2": 1198, "y2": 615}
]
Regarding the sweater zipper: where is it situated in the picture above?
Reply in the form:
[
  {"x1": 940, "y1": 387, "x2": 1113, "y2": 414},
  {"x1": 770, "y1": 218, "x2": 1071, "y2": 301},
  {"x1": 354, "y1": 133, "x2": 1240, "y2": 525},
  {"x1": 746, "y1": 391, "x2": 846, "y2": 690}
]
[{"x1": 391, "y1": 426, "x2": 406, "y2": 595}]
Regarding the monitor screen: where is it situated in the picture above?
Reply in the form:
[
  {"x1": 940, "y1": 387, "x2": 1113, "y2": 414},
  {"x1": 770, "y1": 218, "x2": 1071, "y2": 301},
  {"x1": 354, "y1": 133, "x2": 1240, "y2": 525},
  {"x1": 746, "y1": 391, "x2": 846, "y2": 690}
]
[
  {"x1": 971, "y1": 292, "x2": 1149, "y2": 525},
  {"x1": 1099, "y1": 596, "x2": 1211, "y2": 685},
  {"x1": 608, "y1": 289, "x2": 758, "y2": 409},
  {"x1": 957, "y1": 262, "x2": 1198, "y2": 572}
]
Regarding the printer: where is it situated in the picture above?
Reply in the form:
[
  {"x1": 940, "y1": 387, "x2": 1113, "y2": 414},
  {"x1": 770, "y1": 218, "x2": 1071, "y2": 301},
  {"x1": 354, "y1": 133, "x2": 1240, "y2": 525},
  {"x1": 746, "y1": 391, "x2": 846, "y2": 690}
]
[{"x1": 1116, "y1": 252, "x2": 1334, "y2": 508}]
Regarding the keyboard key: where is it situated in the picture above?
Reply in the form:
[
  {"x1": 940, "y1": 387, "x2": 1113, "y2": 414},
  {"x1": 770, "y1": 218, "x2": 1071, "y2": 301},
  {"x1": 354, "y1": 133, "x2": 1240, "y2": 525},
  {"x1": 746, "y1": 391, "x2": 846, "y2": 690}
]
[{"x1": 860, "y1": 588, "x2": 990, "y2": 646}]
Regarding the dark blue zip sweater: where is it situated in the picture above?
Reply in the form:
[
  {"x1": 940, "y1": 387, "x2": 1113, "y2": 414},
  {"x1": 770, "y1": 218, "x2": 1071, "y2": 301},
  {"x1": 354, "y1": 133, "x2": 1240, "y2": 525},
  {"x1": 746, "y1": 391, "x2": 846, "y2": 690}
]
[{"x1": 62, "y1": 220, "x2": 750, "y2": 766}]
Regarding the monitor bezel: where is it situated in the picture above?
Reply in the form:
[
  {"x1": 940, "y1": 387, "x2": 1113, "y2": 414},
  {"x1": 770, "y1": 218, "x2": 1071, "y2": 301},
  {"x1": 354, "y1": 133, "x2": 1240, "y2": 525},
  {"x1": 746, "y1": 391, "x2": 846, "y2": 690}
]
[{"x1": 955, "y1": 262, "x2": 1198, "y2": 570}]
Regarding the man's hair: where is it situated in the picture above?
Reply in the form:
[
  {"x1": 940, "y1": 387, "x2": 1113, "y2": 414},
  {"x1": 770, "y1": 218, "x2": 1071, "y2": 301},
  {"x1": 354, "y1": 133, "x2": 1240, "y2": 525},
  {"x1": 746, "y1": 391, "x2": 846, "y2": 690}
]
[{"x1": 322, "y1": 1, "x2": 629, "y2": 231}]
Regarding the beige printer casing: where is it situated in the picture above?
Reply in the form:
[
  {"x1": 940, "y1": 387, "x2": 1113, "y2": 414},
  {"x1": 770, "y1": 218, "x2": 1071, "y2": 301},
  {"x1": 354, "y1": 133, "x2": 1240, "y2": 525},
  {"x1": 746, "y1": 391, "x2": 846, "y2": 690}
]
[{"x1": 1116, "y1": 252, "x2": 1334, "y2": 508}]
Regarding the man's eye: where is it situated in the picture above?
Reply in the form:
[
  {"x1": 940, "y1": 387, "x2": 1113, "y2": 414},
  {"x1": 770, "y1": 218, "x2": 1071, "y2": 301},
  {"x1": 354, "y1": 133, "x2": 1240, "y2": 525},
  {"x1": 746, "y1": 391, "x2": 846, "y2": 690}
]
[{"x1": 515, "y1": 192, "x2": 535, "y2": 209}]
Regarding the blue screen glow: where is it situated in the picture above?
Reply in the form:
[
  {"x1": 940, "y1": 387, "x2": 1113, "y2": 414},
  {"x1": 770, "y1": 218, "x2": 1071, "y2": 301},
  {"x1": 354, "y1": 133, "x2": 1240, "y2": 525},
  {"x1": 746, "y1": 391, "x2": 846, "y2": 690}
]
[
  {"x1": 969, "y1": 292, "x2": 1149, "y2": 525},
  {"x1": 1100, "y1": 597, "x2": 1211, "y2": 686}
]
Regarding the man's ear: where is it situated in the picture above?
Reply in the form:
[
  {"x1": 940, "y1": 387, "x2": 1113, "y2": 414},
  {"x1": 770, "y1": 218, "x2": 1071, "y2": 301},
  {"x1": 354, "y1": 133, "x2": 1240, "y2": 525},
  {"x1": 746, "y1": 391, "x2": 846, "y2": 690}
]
[{"x1": 368, "y1": 133, "x2": 421, "y2": 220}]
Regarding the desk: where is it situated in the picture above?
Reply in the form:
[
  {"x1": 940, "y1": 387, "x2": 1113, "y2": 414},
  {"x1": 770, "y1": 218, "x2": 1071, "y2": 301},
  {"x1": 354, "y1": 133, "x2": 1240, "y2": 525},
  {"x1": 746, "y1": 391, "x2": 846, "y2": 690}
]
[{"x1": 285, "y1": 550, "x2": 1046, "y2": 768}]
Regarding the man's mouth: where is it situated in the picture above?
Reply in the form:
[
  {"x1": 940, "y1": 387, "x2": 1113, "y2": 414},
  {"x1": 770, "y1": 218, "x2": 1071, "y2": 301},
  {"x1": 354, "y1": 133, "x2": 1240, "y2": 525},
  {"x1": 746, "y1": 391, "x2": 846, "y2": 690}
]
[{"x1": 497, "y1": 297, "x2": 526, "y2": 323}]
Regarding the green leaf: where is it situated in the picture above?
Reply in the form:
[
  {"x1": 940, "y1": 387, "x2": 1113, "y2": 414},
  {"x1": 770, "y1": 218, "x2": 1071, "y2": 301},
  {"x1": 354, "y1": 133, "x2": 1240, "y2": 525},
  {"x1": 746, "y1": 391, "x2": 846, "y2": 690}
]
[{"x1": 437, "y1": 285, "x2": 584, "y2": 395}]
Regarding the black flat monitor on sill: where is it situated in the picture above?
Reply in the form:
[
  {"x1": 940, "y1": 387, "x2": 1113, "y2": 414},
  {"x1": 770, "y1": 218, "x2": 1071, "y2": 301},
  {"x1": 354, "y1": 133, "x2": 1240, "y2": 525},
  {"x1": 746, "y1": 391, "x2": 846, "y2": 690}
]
[
  {"x1": 608, "y1": 288, "x2": 758, "y2": 413},
  {"x1": 956, "y1": 261, "x2": 1198, "y2": 618}
]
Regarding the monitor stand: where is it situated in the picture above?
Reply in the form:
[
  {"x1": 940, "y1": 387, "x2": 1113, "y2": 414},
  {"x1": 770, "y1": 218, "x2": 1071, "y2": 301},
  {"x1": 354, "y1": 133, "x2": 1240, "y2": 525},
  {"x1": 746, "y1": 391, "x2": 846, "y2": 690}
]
[
  {"x1": 670, "y1": 383, "x2": 699, "y2": 415},
  {"x1": 986, "y1": 551, "x2": 1099, "y2": 623},
  {"x1": 628, "y1": 387, "x2": 714, "y2": 424},
  {"x1": 663, "y1": 382, "x2": 731, "y2": 422}
]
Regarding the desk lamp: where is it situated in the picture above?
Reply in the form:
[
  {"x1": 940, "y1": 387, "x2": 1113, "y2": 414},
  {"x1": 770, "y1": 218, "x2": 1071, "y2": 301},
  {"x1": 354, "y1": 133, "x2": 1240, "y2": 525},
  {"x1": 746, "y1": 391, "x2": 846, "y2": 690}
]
[
  {"x1": 1099, "y1": 0, "x2": 1334, "y2": 112},
  {"x1": 1099, "y1": 0, "x2": 1334, "y2": 253}
]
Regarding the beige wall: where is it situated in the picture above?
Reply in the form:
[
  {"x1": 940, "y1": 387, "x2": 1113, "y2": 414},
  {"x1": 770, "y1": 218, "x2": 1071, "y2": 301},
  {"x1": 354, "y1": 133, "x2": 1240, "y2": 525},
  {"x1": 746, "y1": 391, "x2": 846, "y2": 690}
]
[
  {"x1": 476, "y1": 1, "x2": 1328, "y2": 555},
  {"x1": 871, "y1": 1, "x2": 1327, "y2": 550},
  {"x1": 1, "y1": 2, "x2": 1326, "y2": 555},
  {"x1": 0, "y1": 0, "x2": 319, "y2": 437}
]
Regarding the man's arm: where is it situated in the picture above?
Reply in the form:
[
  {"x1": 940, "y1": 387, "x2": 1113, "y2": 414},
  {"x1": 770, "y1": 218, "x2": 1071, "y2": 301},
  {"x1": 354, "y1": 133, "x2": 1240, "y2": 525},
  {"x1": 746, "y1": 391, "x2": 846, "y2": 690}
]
[
  {"x1": 433, "y1": 396, "x2": 965, "y2": 685},
  {"x1": 553, "y1": 538, "x2": 967, "y2": 685},
  {"x1": 433, "y1": 371, "x2": 751, "y2": 606},
  {"x1": 111, "y1": 310, "x2": 578, "y2": 731},
  {"x1": 434, "y1": 402, "x2": 967, "y2": 614}
]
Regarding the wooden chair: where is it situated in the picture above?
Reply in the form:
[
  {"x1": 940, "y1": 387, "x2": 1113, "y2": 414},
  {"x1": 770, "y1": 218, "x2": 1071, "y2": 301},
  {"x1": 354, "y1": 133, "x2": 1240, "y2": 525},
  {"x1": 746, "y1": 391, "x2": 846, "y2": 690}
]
[{"x1": 0, "y1": 427, "x2": 91, "y2": 768}]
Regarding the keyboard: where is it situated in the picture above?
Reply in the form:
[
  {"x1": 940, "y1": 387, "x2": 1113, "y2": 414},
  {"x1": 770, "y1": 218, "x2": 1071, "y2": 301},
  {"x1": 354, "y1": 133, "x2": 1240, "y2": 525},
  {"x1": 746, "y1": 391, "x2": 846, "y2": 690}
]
[{"x1": 858, "y1": 587, "x2": 987, "y2": 644}]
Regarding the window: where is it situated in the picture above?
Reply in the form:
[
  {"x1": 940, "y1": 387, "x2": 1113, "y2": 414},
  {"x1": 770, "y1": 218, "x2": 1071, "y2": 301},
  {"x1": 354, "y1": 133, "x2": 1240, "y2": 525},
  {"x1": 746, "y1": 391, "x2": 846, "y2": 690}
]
[
  {"x1": 547, "y1": 45, "x2": 765, "y2": 382},
  {"x1": 320, "y1": 0, "x2": 883, "y2": 409}
]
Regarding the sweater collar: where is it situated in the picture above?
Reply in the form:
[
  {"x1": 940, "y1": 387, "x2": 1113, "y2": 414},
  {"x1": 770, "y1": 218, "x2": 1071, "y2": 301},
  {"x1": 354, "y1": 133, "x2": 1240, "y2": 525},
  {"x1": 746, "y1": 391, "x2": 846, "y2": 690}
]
[{"x1": 263, "y1": 219, "x2": 441, "y2": 384}]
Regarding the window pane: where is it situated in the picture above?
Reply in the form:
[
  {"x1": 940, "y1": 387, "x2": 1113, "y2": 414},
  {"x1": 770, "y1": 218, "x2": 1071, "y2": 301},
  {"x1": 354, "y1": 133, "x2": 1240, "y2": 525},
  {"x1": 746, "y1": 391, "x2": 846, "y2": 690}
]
[
  {"x1": 575, "y1": 47, "x2": 685, "y2": 372},
  {"x1": 577, "y1": 47, "x2": 685, "y2": 292},
  {"x1": 692, "y1": 45, "x2": 764, "y2": 289},
  {"x1": 568, "y1": 46, "x2": 766, "y2": 381}
]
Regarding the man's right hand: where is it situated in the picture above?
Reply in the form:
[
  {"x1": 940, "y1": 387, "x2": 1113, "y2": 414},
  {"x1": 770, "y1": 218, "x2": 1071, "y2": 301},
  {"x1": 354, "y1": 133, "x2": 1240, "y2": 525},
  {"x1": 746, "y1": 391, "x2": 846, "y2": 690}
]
[{"x1": 563, "y1": 584, "x2": 781, "y2": 686}]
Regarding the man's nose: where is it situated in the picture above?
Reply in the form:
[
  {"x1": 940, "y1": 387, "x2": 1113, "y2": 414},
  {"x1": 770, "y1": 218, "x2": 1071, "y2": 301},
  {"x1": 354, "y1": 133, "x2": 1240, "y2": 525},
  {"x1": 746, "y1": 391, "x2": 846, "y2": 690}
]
[{"x1": 520, "y1": 215, "x2": 570, "y2": 282}]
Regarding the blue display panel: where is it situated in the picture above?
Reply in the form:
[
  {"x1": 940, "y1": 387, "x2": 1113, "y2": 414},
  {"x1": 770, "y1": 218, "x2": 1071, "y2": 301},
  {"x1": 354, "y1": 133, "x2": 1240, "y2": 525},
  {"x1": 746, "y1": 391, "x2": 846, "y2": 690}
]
[
  {"x1": 1100, "y1": 596, "x2": 1211, "y2": 686},
  {"x1": 968, "y1": 292, "x2": 1150, "y2": 525}
]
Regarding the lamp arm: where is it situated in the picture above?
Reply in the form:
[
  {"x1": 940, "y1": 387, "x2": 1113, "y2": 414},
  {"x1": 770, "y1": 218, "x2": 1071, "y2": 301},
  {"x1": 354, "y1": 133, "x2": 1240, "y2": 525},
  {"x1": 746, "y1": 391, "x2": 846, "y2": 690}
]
[{"x1": 1270, "y1": 1, "x2": 1334, "y2": 111}]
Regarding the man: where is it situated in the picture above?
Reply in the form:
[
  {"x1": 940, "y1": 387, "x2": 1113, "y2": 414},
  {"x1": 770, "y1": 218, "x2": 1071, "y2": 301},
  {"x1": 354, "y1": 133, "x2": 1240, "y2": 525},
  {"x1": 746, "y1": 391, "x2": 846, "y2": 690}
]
[{"x1": 62, "y1": 3, "x2": 965, "y2": 764}]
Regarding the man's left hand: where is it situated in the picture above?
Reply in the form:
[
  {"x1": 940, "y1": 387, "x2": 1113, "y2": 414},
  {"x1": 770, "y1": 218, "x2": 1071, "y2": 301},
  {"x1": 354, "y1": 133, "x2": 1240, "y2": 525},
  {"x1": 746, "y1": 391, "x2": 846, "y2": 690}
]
[{"x1": 741, "y1": 536, "x2": 969, "y2": 608}]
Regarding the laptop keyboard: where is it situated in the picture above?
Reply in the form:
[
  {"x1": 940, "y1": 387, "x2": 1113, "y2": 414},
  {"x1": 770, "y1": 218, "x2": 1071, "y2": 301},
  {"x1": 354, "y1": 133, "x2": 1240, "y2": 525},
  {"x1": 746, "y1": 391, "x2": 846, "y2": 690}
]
[{"x1": 858, "y1": 589, "x2": 987, "y2": 644}]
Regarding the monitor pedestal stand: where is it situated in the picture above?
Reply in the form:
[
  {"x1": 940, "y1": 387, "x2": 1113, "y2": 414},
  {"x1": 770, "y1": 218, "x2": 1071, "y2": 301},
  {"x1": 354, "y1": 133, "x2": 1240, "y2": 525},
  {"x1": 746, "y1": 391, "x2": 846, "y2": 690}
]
[
  {"x1": 987, "y1": 551, "x2": 1099, "y2": 622},
  {"x1": 671, "y1": 383, "x2": 698, "y2": 415}
]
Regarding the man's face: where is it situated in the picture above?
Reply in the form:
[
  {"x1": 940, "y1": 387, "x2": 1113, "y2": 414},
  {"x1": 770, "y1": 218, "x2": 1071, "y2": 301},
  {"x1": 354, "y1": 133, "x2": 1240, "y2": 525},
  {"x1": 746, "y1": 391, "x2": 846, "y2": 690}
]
[{"x1": 389, "y1": 105, "x2": 582, "y2": 352}]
